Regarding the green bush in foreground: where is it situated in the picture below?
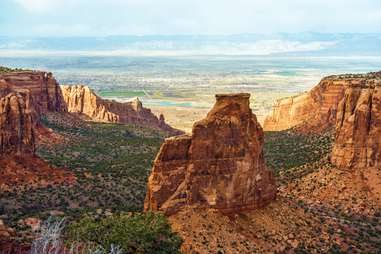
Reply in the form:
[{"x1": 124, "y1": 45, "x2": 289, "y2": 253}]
[{"x1": 66, "y1": 212, "x2": 183, "y2": 254}]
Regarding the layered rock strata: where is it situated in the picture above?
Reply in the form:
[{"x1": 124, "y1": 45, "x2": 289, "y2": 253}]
[
  {"x1": 0, "y1": 88, "x2": 36, "y2": 155},
  {"x1": 60, "y1": 85, "x2": 181, "y2": 135},
  {"x1": 264, "y1": 71, "x2": 381, "y2": 131},
  {"x1": 0, "y1": 71, "x2": 66, "y2": 113},
  {"x1": 0, "y1": 70, "x2": 180, "y2": 134},
  {"x1": 144, "y1": 93, "x2": 276, "y2": 215},
  {"x1": 0, "y1": 78, "x2": 75, "y2": 190},
  {"x1": 331, "y1": 85, "x2": 381, "y2": 168}
]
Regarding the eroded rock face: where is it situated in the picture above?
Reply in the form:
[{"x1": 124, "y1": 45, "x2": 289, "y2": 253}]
[
  {"x1": 60, "y1": 85, "x2": 181, "y2": 135},
  {"x1": 144, "y1": 93, "x2": 276, "y2": 215},
  {"x1": 264, "y1": 71, "x2": 381, "y2": 131},
  {"x1": 0, "y1": 77, "x2": 76, "y2": 191},
  {"x1": 331, "y1": 85, "x2": 381, "y2": 168},
  {"x1": 0, "y1": 89, "x2": 36, "y2": 155},
  {"x1": 0, "y1": 71, "x2": 66, "y2": 113},
  {"x1": 0, "y1": 71, "x2": 179, "y2": 134}
]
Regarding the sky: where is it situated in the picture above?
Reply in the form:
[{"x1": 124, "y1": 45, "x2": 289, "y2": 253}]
[{"x1": 1, "y1": 0, "x2": 381, "y2": 37}]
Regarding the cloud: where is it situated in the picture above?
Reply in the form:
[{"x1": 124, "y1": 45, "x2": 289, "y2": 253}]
[
  {"x1": 229, "y1": 40, "x2": 338, "y2": 55},
  {"x1": 34, "y1": 24, "x2": 91, "y2": 34},
  {"x1": 13, "y1": 0, "x2": 59, "y2": 12},
  {"x1": 0, "y1": 39, "x2": 338, "y2": 56},
  {"x1": 109, "y1": 39, "x2": 338, "y2": 55},
  {"x1": 6, "y1": 0, "x2": 381, "y2": 35}
]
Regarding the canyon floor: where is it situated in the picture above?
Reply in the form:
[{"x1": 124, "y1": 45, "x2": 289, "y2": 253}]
[
  {"x1": 0, "y1": 113, "x2": 164, "y2": 242},
  {"x1": 1, "y1": 113, "x2": 380, "y2": 253}
]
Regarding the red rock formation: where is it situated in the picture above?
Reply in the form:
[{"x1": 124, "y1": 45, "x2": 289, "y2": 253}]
[
  {"x1": 264, "y1": 71, "x2": 381, "y2": 131},
  {"x1": 0, "y1": 71, "x2": 66, "y2": 113},
  {"x1": 0, "y1": 80, "x2": 75, "y2": 191},
  {"x1": 0, "y1": 89, "x2": 36, "y2": 155},
  {"x1": 144, "y1": 93, "x2": 276, "y2": 215},
  {"x1": 331, "y1": 85, "x2": 381, "y2": 168},
  {"x1": 60, "y1": 85, "x2": 182, "y2": 135},
  {"x1": 0, "y1": 70, "x2": 180, "y2": 134}
]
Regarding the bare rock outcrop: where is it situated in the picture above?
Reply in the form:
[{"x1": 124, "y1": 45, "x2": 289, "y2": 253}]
[
  {"x1": 0, "y1": 88, "x2": 36, "y2": 155},
  {"x1": 331, "y1": 85, "x2": 381, "y2": 168},
  {"x1": 144, "y1": 93, "x2": 276, "y2": 215},
  {"x1": 0, "y1": 78, "x2": 75, "y2": 191},
  {"x1": 0, "y1": 71, "x2": 66, "y2": 113},
  {"x1": 0, "y1": 70, "x2": 180, "y2": 134},
  {"x1": 264, "y1": 71, "x2": 381, "y2": 131},
  {"x1": 60, "y1": 85, "x2": 181, "y2": 135}
]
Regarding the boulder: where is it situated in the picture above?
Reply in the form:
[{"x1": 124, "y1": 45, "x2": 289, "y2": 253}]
[{"x1": 18, "y1": 217, "x2": 41, "y2": 232}]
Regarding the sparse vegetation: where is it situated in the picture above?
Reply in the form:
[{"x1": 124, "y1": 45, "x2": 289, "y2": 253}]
[
  {"x1": 0, "y1": 113, "x2": 182, "y2": 252},
  {"x1": 264, "y1": 128, "x2": 333, "y2": 177},
  {"x1": 66, "y1": 212, "x2": 182, "y2": 254},
  {"x1": 1, "y1": 110, "x2": 380, "y2": 253},
  {"x1": 263, "y1": 127, "x2": 381, "y2": 253},
  {"x1": 0, "y1": 66, "x2": 28, "y2": 73},
  {"x1": 1, "y1": 113, "x2": 164, "y2": 223},
  {"x1": 30, "y1": 217, "x2": 130, "y2": 254}
]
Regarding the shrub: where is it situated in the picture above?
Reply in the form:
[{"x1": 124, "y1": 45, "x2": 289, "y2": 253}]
[
  {"x1": 30, "y1": 217, "x2": 66, "y2": 254},
  {"x1": 29, "y1": 217, "x2": 123, "y2": 254},
  {"x1": 66, "y1": 212, "x2": 183, "y2": 254}
]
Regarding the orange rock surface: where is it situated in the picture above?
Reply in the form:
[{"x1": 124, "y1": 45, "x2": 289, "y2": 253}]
[
  {"x1": 0, "y1": 78, "x2": 75, "y2": 191},
  {"x1": 0, "y1": 71, "x2": 66, "y2": 113},
  {"x1": 144, "y1": 93, "x2": 276, "y2": 215},
  {"x1": 264, "y1": 71, "x2": 381, "y2": 131},
  {"x1": 1, "y1": 71, "x2": 180, "y2": 135},
  {"x1": 331, "y1": 85, "x2": 381, "y2": 168},
  {"x1": 0, "y1": 89, "x2": 36, "y2": 155},
  {"x1": 60, "y1": 85, "x2": 182, "y2": 135}
]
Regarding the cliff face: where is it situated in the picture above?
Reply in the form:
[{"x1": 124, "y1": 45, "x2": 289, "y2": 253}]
[
  {"x1": 60, "y1": 85, "x2": 181, "y2": 135},
  {"x1": 144, "y1": 93, "x2": 276, "y2": 215},
  {"x1": 263, "y1": 92, "x2": 319, "y2": 131},
  {"x1": 264, "y1": 71, "x2": 381, "y2": 131},
  {"x1": 0, "y1": 88, "x2": 36, "y2": 155},
  {"x1": 331, "y1": 85, "x2": 381, "y2": 168},
  {"x1": 0, "y1": 71, "x2": 66, "y2": 113},
  {"x1": 0, "y1": 71, "x2": 180, "y2": 135},
  {"x1": 0, "y1": 78, "x2": 75, "y2": 191}
]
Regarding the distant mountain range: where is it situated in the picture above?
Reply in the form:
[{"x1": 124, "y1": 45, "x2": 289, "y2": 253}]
[{"x1": 0, "y1": 33, "x2": 380, "y2": 56}]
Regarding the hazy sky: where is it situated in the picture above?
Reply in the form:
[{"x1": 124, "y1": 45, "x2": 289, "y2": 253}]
[{"x1": 1, "y1": 0, "x2": 381, "y2": 36}]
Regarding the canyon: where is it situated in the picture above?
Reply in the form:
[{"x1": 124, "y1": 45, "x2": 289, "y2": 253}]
[
  {"x1": 0, "y1": 71, "x2": 181, "y2": 135},
  {"x1": 145, "y1": 93, "x2": 276, "y2": 215},
  {"x1": 263, "y1": 70, "x2": 381, "y2": 169},
  {"x1": 1, "y1": 67, "x2": 381, "y2": 253},
  {"x1": 0, "y1": 69, "x2": 180, "y2": 191},
  {"x1": 263, "y1": 71, "x2": 381, "y2": 169},
  {"x1": 146, "y1": 72, "x2": 381, "y2": 253}
]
